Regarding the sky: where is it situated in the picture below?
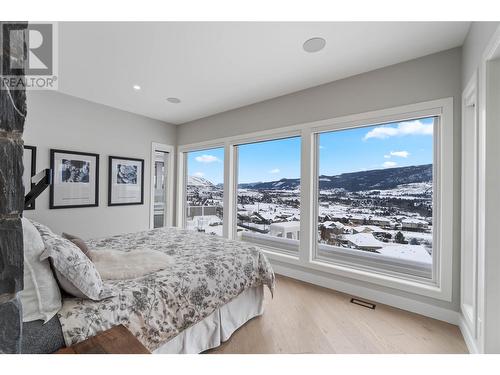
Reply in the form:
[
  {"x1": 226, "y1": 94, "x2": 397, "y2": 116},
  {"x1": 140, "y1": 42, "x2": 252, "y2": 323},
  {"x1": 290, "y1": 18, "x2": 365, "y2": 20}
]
[
  {"x1": 187, "y1": 147, "x2": 225, "y2": 184},
  {"x1": 238, "y1": 137, "x2": 301, "y2": 183},
  {"x1": 319, "y1": 116, "x2": 434, "y2": 176},
  {"x1": 187, "y1": 117, "x2": 435, "y2": 184}
]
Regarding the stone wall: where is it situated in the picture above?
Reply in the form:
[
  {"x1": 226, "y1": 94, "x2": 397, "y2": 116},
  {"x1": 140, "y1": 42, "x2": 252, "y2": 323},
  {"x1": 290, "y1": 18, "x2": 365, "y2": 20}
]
[{"x1": 0, "y1": 21, "x2": 27, "y2": 354}]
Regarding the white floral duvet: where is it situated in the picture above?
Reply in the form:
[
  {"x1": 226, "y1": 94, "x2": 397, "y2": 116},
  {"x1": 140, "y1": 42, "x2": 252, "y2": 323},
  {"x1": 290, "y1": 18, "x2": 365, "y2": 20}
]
[{"x1": 57, "y1": 227, "x2": 275, "y2": 352}]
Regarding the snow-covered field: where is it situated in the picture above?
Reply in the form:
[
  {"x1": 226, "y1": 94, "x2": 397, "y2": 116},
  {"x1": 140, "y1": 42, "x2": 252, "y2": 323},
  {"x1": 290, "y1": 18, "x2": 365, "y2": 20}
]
[{"x1": 185, "y1": 176, "x2": 433, "y2": 271}]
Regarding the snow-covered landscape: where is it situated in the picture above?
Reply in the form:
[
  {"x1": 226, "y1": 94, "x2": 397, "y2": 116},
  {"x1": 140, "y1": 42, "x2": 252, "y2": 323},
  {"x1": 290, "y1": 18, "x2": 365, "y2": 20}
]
[
  {"x1": 186, "y1": 163, "x2": 434, "y2": 274},
  {"x1": 186, "y1": 175, "x2": 224, "y2": 236}
]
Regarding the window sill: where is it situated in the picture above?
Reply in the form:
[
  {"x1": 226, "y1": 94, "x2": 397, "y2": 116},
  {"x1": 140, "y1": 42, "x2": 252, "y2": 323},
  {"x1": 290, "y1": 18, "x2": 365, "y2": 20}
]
[
  {"x1": 240, "y1": 231, "x2": 300, "y2": 257},
  {"x1": 248, "y1": 241, "x2": 449, "y2": 302},
  {"x1": 305, "y1": 258, "x2": 447, "y2": 301},
  {"x1": 316, "y1": 244, "x2": 433, "y2": 279}
]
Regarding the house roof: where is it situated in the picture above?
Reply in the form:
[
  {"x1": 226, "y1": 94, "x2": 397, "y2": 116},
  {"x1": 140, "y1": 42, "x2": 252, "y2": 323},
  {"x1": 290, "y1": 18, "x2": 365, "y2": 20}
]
[
  {"x1": 377, "y1": 244, "x2": 432, "y2": 264},
  {"x1": 369, "y1": 216, "x2": 391, "y2": 222},
  {"x1": 352, "y1": 225, "x2": 386, "y2": 233},
  {"x1": 343, "y1": 234, "x2": 432, "y2": 264},
  {"x1": 344, "y1": 233, "x2": 384, "y2": 249},
  {"x1": 321, "y1": 221, "x2": 345, "y2": 229},
  {"x1": 402, "y1": 218, "x2": 428, "y2": 225},
  {"x1": 270, "y1": 221, "x2": 301, "y2": 231}
]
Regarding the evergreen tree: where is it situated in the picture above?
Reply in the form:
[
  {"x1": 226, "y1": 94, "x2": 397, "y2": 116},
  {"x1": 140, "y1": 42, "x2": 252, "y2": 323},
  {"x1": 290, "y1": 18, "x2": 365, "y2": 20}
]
[
  {"x1": 410, "y1": 238, "x2": 420, "y2": 245},
  {"x1": 395, "y1": 231, "x2": 406, "y2": 244}
]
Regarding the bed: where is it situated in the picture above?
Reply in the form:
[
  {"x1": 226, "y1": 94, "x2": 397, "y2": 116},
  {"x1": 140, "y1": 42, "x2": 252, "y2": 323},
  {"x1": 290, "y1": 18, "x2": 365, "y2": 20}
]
[{"x1": 22, "y1": 227, "x2": 275, "y2": 354}]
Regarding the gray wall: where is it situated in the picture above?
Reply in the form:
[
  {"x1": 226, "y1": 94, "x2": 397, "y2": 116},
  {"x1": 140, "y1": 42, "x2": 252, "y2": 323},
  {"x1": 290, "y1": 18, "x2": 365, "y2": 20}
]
[
  {"x1": 178, "y1": 48, "x2": 462, "y2": 145},
  {"x1": 23, "y1": 91, "x2": 176, "y2": 239},
  {"x1": 462, "y1": 22, "x2": 500, "y2": 86},
  {"x1": 177, "y1": 48, "x2": 463, "y2": 312}
]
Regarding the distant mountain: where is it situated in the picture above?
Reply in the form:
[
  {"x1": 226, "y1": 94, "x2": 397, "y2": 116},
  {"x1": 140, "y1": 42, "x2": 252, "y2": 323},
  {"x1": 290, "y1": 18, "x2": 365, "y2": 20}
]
[
  {"x1": 238, "y1": 181, "x2": 264, "y2": 189},
  {"x1": 241, "y1": 178, "x2": 300, "y2": 190},
  {"x1": 238, "y1": 164, "x2": 432, "y2": 192},
  {"x1": 188, "y1": 176, "x2": 215, "y2": 188}
]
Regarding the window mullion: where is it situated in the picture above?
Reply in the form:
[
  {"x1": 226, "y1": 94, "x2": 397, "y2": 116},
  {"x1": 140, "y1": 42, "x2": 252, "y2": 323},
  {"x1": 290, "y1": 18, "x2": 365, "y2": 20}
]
[
  {"x1": 224, "y1": 142, "x2": 236, "y2": 239},
  {"x1": 176, "y1": 151, "x2": 186, "y2": 228},
  {"x1": 299, "y1": 128, "x2": 314, "y2": 264}
]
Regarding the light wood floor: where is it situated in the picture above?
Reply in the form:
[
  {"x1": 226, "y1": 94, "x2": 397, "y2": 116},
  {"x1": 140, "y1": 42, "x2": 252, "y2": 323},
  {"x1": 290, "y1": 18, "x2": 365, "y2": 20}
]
[{"x1": 207, "y1": 275, "x2": 468, "y2": 354}]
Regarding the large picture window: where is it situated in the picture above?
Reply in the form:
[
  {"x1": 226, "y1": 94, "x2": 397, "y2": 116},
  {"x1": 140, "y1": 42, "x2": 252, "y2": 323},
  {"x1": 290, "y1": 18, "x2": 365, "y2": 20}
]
[
  {"x1": 236, "y1": 136, "x2": 301, "y2": 253},
  {"x1": 315, "y1": 117, "x2": 436, "y2": 279},
  {"x1": 185, "y1": 147, "x2": 224, "y2": 236},
  {"x1": 178, "y1": 99, "x2": 453, "y2": 300}
]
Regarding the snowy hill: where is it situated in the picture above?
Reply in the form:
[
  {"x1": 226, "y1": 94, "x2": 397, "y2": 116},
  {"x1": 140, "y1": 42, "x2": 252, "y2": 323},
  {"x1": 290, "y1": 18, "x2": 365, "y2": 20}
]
[
  {"x1": 188, "y1": 175, "x2": 215, "y2": 188},
  {"x1": 240, "y1": 178, "x2": 300, "y2": 190},
  {"x1": 238, "y1": 181, "x2": 264, "y2": 189},
  {"x1": 238, "y1": 164, "x2": 432, "y2": 192}
]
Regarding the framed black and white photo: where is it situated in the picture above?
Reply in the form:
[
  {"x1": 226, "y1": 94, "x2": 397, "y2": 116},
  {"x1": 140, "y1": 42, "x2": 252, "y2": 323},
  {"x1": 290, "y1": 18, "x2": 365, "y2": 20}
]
[
  {"x1": 50, "y1": 149, "x2": 99, "y2": 209},
  {"x1": 108, "y1": 156, "x2": 144, "y2": 206},
  {"x1": 23, "y1": 145, "x2": 37, "y2": 210}
]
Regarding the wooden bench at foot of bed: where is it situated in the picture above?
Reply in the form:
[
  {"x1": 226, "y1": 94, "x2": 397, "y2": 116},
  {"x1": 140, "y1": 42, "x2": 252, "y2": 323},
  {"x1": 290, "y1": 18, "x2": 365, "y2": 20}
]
[{"x1": 55, "y1": 325, "x2": 150, "y2": 354}]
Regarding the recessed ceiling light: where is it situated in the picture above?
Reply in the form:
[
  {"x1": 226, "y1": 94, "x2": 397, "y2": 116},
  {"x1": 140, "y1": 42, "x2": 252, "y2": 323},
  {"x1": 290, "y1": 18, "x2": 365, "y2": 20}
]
[
  {"x1": 133, "y1": 84, "x2": 141, "y2": 90},
  {"x1": 303, "y1": 37, "x2": 326, "y2": 53},
  {"x1": 166, "y1": 97, "x2": 181, "y2": 104}
]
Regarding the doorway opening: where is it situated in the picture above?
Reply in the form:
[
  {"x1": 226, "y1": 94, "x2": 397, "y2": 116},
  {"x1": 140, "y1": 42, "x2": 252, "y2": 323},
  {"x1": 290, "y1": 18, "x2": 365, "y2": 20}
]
[{"x1": 150, "y1": 143, "x2": 174, "y2": 229}]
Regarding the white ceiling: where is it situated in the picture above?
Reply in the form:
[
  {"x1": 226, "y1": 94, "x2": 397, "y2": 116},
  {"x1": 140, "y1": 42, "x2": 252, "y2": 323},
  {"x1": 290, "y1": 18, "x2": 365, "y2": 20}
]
[{"x1": 58, "y1": 22, "x2": 470, "y2": 124}]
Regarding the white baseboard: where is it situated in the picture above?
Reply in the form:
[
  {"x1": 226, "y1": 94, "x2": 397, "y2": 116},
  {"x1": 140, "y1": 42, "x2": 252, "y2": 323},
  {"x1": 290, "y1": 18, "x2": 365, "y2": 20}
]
[
  {"x1": 458, "y1": 316, "x2": 479, "y2": 354},
  {"x1": 271, "y1": 261, "x2": 461, "y2": 326}
]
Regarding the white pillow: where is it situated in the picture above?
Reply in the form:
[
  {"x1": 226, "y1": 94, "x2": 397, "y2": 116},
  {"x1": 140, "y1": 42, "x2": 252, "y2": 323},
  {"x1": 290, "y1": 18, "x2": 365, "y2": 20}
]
[
  {"x1": 19, "y1": 218, "x2": 62, "y2": 323},
  {"x1": 34, "y1": 221, "x2": 116, "y2": 301}
]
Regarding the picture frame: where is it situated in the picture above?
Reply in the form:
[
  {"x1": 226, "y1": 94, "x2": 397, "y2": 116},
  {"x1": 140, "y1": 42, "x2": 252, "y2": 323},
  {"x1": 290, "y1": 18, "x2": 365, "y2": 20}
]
[
  {"x1": 108, "y1": 155, "x2": 144, "y2": 206},
  {"x1": 23, "y1": 145, "x2": 37, "y2": 210},
  {"x1": 50, "y1": 149, "x2": 99, "y2": 209}
]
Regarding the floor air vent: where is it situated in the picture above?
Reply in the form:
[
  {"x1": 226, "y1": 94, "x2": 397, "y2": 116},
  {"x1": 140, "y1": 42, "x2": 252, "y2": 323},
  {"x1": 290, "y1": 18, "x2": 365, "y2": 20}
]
[{"x1": 350, "y1": 298, "x2": 376, "y2": 310}]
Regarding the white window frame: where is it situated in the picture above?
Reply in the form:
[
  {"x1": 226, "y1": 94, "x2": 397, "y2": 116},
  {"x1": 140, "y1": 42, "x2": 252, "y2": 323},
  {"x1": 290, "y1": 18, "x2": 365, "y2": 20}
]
[
  {"x1": 176, "y1": 98, "x2": 453, "y2": 301},
  {"x1": 309, "y1": 109, "x2": 448, "y2": 296},
  {"x1": 230, "y1": 132, "x2": 302, "y2": 255},
  {"x1": 177, "y1": 142, "x2": 227, "y2": 235},
  {"x1": 461, "y1": 72, "x2": 479, "y2": 339},
  {"x1": 301, "y1": 99, "x2": 453, "y2": 301},
  {"x1": 149, "y1": 142, "x2": 175, "y2": 229}
]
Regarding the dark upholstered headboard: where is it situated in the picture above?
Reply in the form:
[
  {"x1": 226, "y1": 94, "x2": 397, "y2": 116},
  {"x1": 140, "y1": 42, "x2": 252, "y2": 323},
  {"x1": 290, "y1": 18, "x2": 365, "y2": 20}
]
[{"x1": 21, "y1": 315, "x2": 65, "y2": 354}]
